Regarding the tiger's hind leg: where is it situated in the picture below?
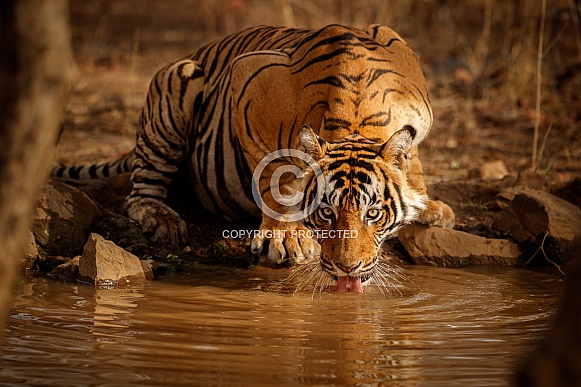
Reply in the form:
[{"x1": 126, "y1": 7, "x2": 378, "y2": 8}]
[
  {"x1": 126, "y1": 59, "x2": 205, "y2": 247},
  {"x1": 406, "y1": 145, "x2": 455, "y2": 229}
]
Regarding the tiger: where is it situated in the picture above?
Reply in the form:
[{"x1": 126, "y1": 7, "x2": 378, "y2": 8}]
[{"x1": 53, "y1": 24, "x2": 455, "y2": 291}]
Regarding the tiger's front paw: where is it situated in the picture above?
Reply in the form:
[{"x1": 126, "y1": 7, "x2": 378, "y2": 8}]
[
  {"x1": 251, "y1": 220, "x2": 320, "y2": 265},
  {"x1": 417, "y1": 199, "x2": 455, "y2": 229},
  {"x1": 126, "y1": 198, "x2": 187, "y2": 247}
]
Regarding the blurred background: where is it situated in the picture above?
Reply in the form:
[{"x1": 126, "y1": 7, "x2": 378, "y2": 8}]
[{"x1": 61, "y1": 0, "x2": 581, "y2": 186}]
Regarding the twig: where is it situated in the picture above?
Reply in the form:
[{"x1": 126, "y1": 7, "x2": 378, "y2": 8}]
[
  {"x1": 525, "y1": 231, "x2": 565, "y2": 277},
  {"x1": 569, "y1": 0, "x2": 581, "y2": 65},
  {"x1": 568, "y1": 0, "x2": 581, "y2": 101},
  {"x1": 543, "y1": 21, "x2": 568, "y2": 56},
  {"x1": 536, "y1": 121, "x2": 553, "y2": 171},
  {"x1": 531, "y1": 0, "x2": 547, "y2": 171}
]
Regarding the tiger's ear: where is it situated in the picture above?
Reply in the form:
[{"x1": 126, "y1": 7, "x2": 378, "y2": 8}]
[
  {"x1": 379, "y1": 126, "x2": 415, "y2": 167},
  {"x1": 365, "y1": 24, "x2": 407, "y2": 47},
  {"x1": 299, "y1": 125, "x2": 327, "y2": 161}
]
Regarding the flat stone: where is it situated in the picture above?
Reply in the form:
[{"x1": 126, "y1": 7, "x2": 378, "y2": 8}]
[
  {"x1": 78, "y1": 233, "x2": 148, "y2": 286},
  {"x1": 398, "y1": 224, "x2": 522, "y2": 267},
  {"x1": 31, "y1": 180, "x2": 102, "y2": 256},
  {"x1": 497, "y1": 188, "x2": 581, "y2": 262}
]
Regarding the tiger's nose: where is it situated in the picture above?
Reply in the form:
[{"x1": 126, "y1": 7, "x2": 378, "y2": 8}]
[{"x1": 335, "y1": 261, "x2": 362, "y2": 274}]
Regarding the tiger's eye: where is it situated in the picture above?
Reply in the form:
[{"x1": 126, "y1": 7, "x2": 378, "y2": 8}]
[
  {"x1": 319, "y1": 207, "x2": 334, "y2": 218},
  {"x1": 367, "y1": 209, "x2": 380, "y2": 219}
]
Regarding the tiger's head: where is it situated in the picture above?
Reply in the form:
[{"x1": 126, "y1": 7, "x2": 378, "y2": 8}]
[{"x1": 297, "y1": 125, "x2": 427, "y2": 289}]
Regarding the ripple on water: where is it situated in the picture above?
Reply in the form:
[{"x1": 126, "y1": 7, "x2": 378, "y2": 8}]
[{"x1": 0, "y1": 265, "x2": 562, "y2": 386}]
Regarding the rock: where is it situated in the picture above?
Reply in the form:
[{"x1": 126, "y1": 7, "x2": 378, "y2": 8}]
[
  {"x1": 140, "y1": 259, "x2": 156, "y2": 281},
  {"x1": 497, "y1": 188, "x2": 581, "y2": 262},
  {"x1": 50, "y1": 253, "x2": 156, "y2": 282},
  {"x1": 496, "y1": 186, "x2": 522, "y2": 209},
  {"x1": 78, "y1": 233, "x2": 148, "y2": 286},
  {"x1": 57, "y1": 173, "x2": 131, "y2": 215},
  {"x1": 31, "y1": 180, "x2": 102, "y2": 256},
  {"x1": 20, "y1": 229, "x2": 39, "y2": 269},
  {"x1": 480, "y1": 160, "x2": 509, "y2": 181},
  {"x1": 398, "y1": 224, "x2": 522, "y2": 267},
  {"x1": 50, "y1": 256, "x2": 80, "y2": 279}
]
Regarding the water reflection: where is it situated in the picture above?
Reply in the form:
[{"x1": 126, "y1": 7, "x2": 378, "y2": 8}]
[{"x1": 0, "y1": 265, "x2": 561, "y2": 386}]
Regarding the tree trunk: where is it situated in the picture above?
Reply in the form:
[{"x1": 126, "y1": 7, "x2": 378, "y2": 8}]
[{"x1": 0, "y1": 0, "x2": 74, "y2": 337}]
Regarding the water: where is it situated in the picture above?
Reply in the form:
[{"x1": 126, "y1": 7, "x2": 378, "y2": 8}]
[{"x1": 0, "y1": 265, "x2": 561, "y2": 386}]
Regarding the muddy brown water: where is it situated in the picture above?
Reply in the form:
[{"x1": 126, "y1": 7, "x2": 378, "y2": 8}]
[{"x1": 0, "y1": 265, "x2": 561, "y2": 386}]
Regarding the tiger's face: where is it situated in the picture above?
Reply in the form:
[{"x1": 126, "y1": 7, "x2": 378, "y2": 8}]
[{"x1": 299, "y1": 125, "x2": 427, "y2": 287}]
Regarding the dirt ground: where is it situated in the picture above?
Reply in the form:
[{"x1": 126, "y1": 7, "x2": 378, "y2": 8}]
[{"x1": 52, "y1": 0, "x2": 581, "y2": 270}]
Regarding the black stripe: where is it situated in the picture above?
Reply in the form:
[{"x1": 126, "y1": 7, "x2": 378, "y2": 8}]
[
  {"x1": 277, "y1": 122, "x2": 284, "y2": 152},
  {"x1": 361, "y1": 110, "x2": 391, "y2": 127},
  {"x1": 69, "y1": 166, "x2": 81, "y2": 179},
  {"x1": 388, "y1": 178, "x2": 404, "y2": 223},
  {"x1": 232, "y1": 137, "x2": 254, "y2": 205},
  {"x1": 115, "y1": 162, "x2": 126, "y2": 175},
  {"x1": 243, "y1": 101, "x2": 253, "y2": 140},
  {"x1": 164, "y1": 96, "x2": 184, "y2": 141},
  {"x1": 366, "y1": 68, "x2": 402, "y2": 86},
  {"x1": 328, "y1": 158, "x2": 374, "y2": 173},
  {"x1": 290, "y1": 47, "x2": 352, "y2": 75},
  {"x1": 138, "y1": 130, "x2": 179, "y2": 162},
  {"x1": 304, "y1": 75, "x2": 345, "y2": 89},
  {"x1": 412, "y1": 84, "x2": 432, "y2": 122},
  {"x1": 304, "y1": 31, "x2": 359, "y2": 55},
  {"x1": 132, "y1": 176, "x2": 167, "y2": 186},
  {"x1": 382, "y1": 88, "x2": 404, "y2": 104},
  {"x1": 329, "y1": 170, "x2": 347, "y2": 182},
  {"x1": 384, "y1": 37, "x2": 403, "y2": 48},
  {"x1": 287, "y1": 116, "x2": 298, "y2": 150},
  {"x1": 355, "y1": 171, "x2": 371, "y2": 184},
  {"x1": 133, "y1": 159, "x2": 177, "y2": 180},
  {"x1": 167, "y1": 67, "x2": 173, "y2": 95},
  {"x1": 205, "y1": 31, "x2": 242, "y2": 77},
  {"x1": 197, "y1": 91, "x2": 220, "y2": 136},
  {"x1": 324, "y1": 117, "x2": 350, "y2": 131},
  {"x1": 54, "y1": 166, "x2": 66, "y2": 178},
  {"x1": 88, "y1": 164, "x2": 98, "y2": 178},
  {"x1": 236, "y1": 60, "x2": 289, "y2": 108}
]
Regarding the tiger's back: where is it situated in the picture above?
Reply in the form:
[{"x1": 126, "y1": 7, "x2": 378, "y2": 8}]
[{"x1": 186, "y1": 24, "x2": 433, "y2": 220}]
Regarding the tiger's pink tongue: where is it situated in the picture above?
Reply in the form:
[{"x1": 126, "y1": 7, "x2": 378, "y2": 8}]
[{"x1": 335, "y1": 276, "x2": 364, "y2": 293}]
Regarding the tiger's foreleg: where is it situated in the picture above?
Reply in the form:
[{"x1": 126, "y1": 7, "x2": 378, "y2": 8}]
[
  {"x1": 126, "y1": 60, "x2": 205, "y2": 247},
  {"x1": 406, "y1": 145, "x2": 455, "y2": 229},
  {"x1": 249, "y1": 169, "x2": 320, "y2": 265},
  {"x1": 251, "y1": 216, "x2": 321, "y2": 266}
]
